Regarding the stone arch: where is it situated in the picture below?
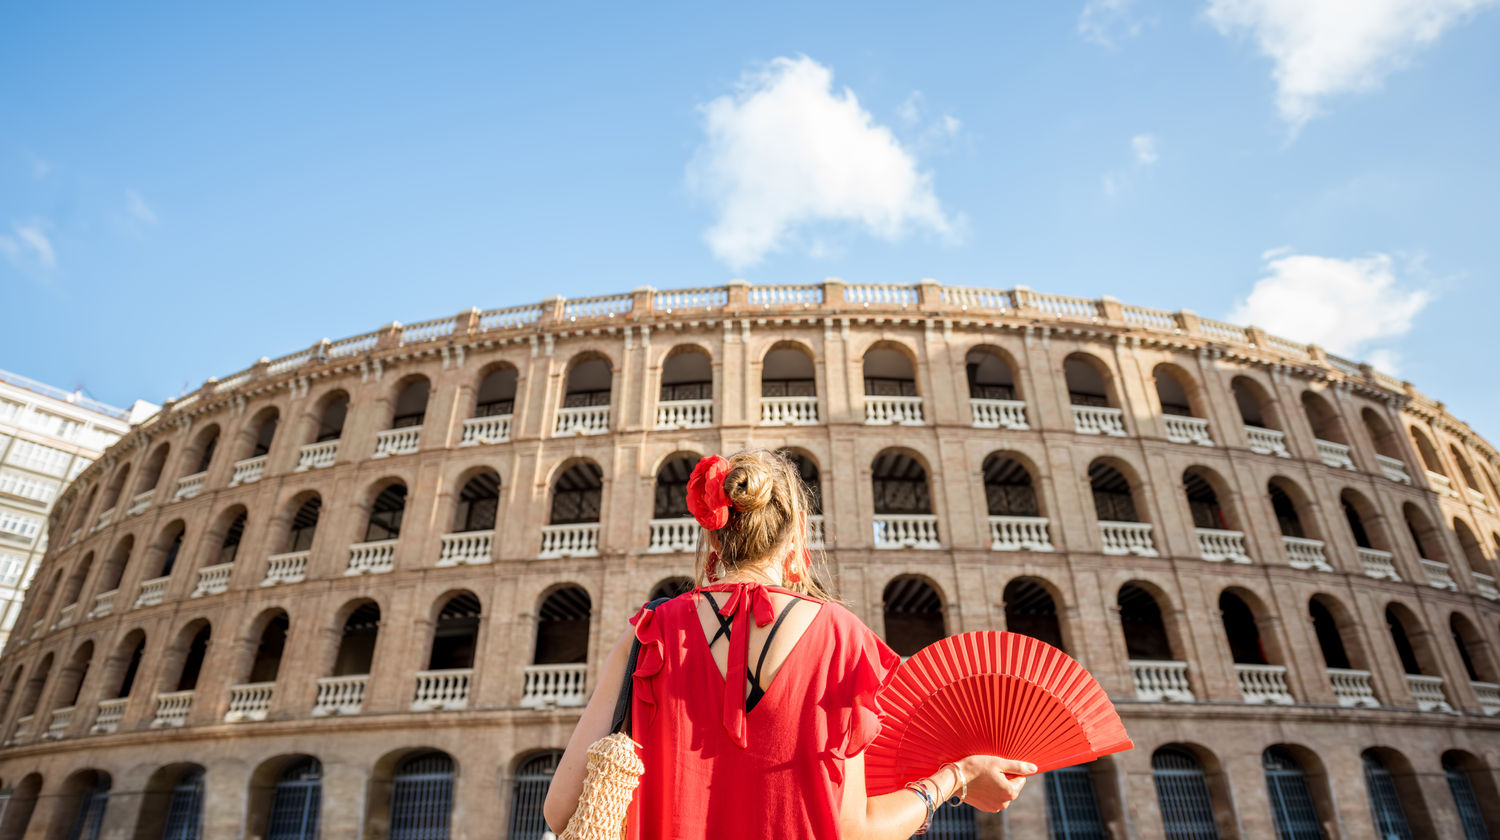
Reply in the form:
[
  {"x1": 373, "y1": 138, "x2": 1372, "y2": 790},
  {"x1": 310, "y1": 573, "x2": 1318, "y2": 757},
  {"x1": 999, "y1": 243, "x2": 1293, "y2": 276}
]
[
  {"x1": 658, "y1": 343, "x2": 714, "y2": 402},
  {"x1": 1183, "y1": 465, "x2": 1242, "y2": 534},
  {"x1": 51, "y1": 639, "x2": 95, "y2": 715},
  {"x1": 1151, "y1": 743, "x2": 1238, "y2": 839},
  {"x1": 101, "y1": 462, "x2": 131, "y2": 512},
  {"x1": 101, "y1": 628, "x2": 147, "y2": 701},
  {"x1": 1450, "y1": 443, "x2": 1482, "y2": 492},
  {"x1": 361, "y1": 478, "x2": 409, "y2": 542},
  {"x1": 649, "y1": 576, "x2": 695, "y2": 602},
  {"x1": 329, "y1": 599, "x2": 382, "y2": 679},
  {"x1": 882, "y1": 574, "x2": 946, "y2": 656},
  {"x1": 239, "y1": 404, "x2": 281, "y2": 460},
  {"x1": 1063, "y1": 352, "x2": 1118, "y2": 408},
  {"x1": 451, "y1": 467, "x2": 501, "y2": 534},
  {"x1": 982, "y1": 452, "x2": 1043, "y2": 518},
  {"x1": 1452, "y1": 517, "x2": 1491, "y2": 577},
  {"x1": 1361, "y1": 408, "x2": 1403, "y2": 461},
  {"x1": 306, "y1": 388, "x2": 350, "y2": 444},
  {"x1": 1410, "y1": 425, "x2": 1444, "y2": 475},
  {"x1": 1218, "y1": 587, "x2": 1282, "y2": 668},
  {"x1": 508, "y1": 750, "x2": 564, "y2": 839},
  {"x1": 1300, "y1": 390, "x2": 1346, "y2": 444},
  {"x1": 1362, "y1": 747, "x2": 1437, "y2": 838},
  {"x1": 548, "y1": 459, "x2": 604, "y2": 525},
  {"x1": 61, "y1": 551, "x2": 94, "y2": 607},
  {"x1": 1339, "y1": 488, "x2": 1390, "y2": 552},
  {"x1": 1401, "y1": 502, "x2": 1447, "y2": 564},
  {"x1": 427, "y1": 591, "x2": 482, "y2": 671},
  {"x1": 872, "y1": 448, "x2": 941, "y2": 548},
  {"x1": 472, "y1": 361, "x2": 519, "y2": 418},
  {"x1": 1152, "y1": 362, "x2": 1207, "y2": 418},
  {"x1": 275, "y1": 490, "x2": 323, "y2": 554},
  {"x1": 561, "y1": 352, "x2": 613, "y2": 407},
  {"x1": 98, "y1": 535, "x2": 134, "y2": 593},
  {"x1": 206, "y1": 503, "x2": 249, "y2": 567},
  {"x1": 148, "y1": 519, "x2": 188, "y2": 579},
  {"x1": 1262, "y1": 744, "x2": 1337, "y2": 839},
  {"x1": 1002, "y1": 576, "x2": 1066, "y2": 652},
  {"x1": 1442, "y1": 748, "x2": 1500, "y2": 837},
  {"x1": 0, "y1": 772, "x2": 43, "y2": 839},
  {"x1": 1384, "y1": 602, "x2": 1441, "y2": 678},
  {"x1": 964, "y1": 344, "x2": 1022, "y2": 401},
  {"x1": 761, "y1": 341, "x2": 818, "y2": 395},
  {"x1": 49, "y1": 768, "x2": 111, "y2": 840},
  {"x1": 184, "y1": 423, "x2": 221, "y2": 476},
  {"x1": 136, "y1": 442, "x2": 171, "y2": 494},
  {"x1": 133, "y1": 763, "x2": 205, "y2": 840},
  {"x1": 1087, "y1": 457, "x2": 1150, "y2": 534},
  {"x1": 652, "y1": 451, "x2": 701, "y2": 520},
  {"x1": 1231, "y1": 374, "x2": 1282, "y2": 431},
  {"x1": 1117, "y1": 582, "x2": 1186, "y2": 665},
  {"x1": 1308, "y1": 593, "x2": 1368, "y2": 672},
  {"x1": 14, "y1": 652, "x2": 53, "y2": 720},
  {"x1": 1449, "y1": 611, "x2": 1496, "y2": 684},
  {"x1": 235, "y1": 607, "x2": 291, "y2": 686},
  {"x1": 533, "y1": 585, "x2": 592, "y2": 665},
  {"x1": 1267, "y1": 477, "x2": 1319, "y2": 541},
  {"x1": 387, "y1": 374, "x2": 431, "y2": 429},
  {"x1": 365, "y1": 749, "x2": 456, "y2": 840},
  {"x1": 245, "y1": 754, "x2": 323, "y2": 839},
  {"x1": 158, "y1": 618, "x2": 212, "y2": 694}
]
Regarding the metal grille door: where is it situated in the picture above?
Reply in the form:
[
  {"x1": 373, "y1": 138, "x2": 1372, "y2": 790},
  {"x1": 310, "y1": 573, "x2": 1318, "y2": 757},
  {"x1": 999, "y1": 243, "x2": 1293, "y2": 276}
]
[
  {"x1": 267, "y1": 758, "x2": 322, "y2": 840},
  {"x1": 389, "y1": 752, "x2": 453, "y2": 840},
  {"x1": 921, "y1": 803, "x2": 977, "y2": 840},
  {"x1": 1361, "y1": 753, "x2": 1412, "y2": 840},
  {"x1": 1046, "y1": 766, "x2": 1106, "y2": 839},
  {"x1": 1262, "y1": 749, "x2": 1324, "y2": 840},
  {"x1": 508, "y1": 752, "x2": 562, "y2": 840},
  {"x1": 1152, "y1": 748, "x2": 1221, "y2": 840},
  {"x1": 1444, "y1": 761, "x2": 1488, "y2": 840},
  {"x1": 161, "y1": 770, "x2": 204, "y2": 840},
  {"x1": 66, "y1": 783, "x2": 108, "y2": 840}
]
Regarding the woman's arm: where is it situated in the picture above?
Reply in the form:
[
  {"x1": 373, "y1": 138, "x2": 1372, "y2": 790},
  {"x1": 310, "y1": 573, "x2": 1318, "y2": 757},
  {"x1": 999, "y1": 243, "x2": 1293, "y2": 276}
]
[
  {"x1": 838, "y1": 750, "x2": 1035, "y2": 840},
  {"x1": 543, "y1": 627, "x2": 634, "y2": 834}
]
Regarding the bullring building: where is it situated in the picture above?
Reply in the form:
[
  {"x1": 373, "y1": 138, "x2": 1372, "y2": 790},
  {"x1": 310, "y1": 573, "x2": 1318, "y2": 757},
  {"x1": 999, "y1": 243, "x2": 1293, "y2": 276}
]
[{"x1": 0, "y1": 280, "x2": 1496, "y2": 840}]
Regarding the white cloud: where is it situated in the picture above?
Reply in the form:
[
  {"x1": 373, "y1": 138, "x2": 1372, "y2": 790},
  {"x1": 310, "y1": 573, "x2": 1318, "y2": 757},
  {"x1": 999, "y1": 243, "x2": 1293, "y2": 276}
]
[
  {"x1": 687, "y1": 56, "x2": 957, "y2": 268},
  {"x1": 1103, "y1": 133, "x2": 1160, "y2": 196},
  {"x1": 1132, "y1": 133, "x2": 1159, "y2": 165},
  {"x1": 1227, "y1": 250, "x2": 1432, "y2": 368},
  {"x1": 125, "y1": 190, "x2": 158, "y2": 226},
  {"x1": 0, "y1": 222, "x2": 57, "y2": 271},
  {"x1": 1206, "y1": 0, "x2": 1499, "y2": 130},
  {"x1": 1080, "y1": 0, "x2": 1144, "y2": 46}
]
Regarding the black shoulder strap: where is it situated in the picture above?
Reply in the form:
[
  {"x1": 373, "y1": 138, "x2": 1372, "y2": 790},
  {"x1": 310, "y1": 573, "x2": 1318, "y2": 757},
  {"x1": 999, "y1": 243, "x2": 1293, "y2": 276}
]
[{"x1": 610, "y1": 596, "x2": 673, "y2": 736}]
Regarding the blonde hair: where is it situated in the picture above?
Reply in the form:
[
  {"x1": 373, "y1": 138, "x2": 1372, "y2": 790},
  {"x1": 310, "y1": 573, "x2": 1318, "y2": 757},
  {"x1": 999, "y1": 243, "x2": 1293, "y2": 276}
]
[{"x1": 693, "y1": 449, "x2": 835, "y2": 601}]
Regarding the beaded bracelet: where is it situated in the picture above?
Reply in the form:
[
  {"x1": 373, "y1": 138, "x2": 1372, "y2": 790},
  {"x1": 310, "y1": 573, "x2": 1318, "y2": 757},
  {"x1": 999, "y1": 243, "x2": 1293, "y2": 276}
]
[{"x1": 904, "y1": 780, "x2": 937, "y2": 835}]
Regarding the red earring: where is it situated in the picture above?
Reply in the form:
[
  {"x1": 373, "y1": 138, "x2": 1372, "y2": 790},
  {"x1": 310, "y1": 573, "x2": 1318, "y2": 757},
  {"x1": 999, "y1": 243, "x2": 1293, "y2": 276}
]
[{"x1": 784, "y1": 550, "x2": 804, "y2": 584}]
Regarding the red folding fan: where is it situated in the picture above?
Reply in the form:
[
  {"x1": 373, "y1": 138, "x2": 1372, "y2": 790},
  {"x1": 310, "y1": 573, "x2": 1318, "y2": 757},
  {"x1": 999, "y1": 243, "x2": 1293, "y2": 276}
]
[{"x1": 864, "y1": 631, "x2": 1133, "y2": 795}]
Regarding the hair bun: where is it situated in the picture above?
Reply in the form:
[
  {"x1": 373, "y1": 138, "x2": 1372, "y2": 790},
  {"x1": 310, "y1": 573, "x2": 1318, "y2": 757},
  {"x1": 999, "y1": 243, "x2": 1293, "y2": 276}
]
[{"x1": 724, "y1": 462, "x2": 773, "y2": 514}]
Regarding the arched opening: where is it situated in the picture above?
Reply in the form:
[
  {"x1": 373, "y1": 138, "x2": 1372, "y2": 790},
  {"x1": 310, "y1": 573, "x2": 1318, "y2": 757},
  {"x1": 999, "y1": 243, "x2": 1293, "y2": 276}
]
[
  {"x1": 1065, "y1": 354, "x2": 1124, "y2": 436},
  {"x1": 0, "y1": 773, "x2": 42, "y2": 839},
  {"x1": 1386, "y1": 605, "x2": 1427, "y2": 677},
  {"x1": 134, "y1": 763, "x2": 205, "y2": 840},
  {"x1": 452, "y1": 471, "x2": 500, "y2": 533},
  {"x1": 1090, "y1": 460, "x2": 1155, "y2": 556},
  {"x1": 872, "y1": 450, "x2": 939, "y2": 548},
  {"x1": 365, "y1": 483, "x2": 407, "y2": 541},
  {"x1": 61, "y1": 552, "x2": 94, "y2": 608},
  {"x1": 1361, "y1": 408, "x2": 1408, "y2": 480},
  {"x1": 247, "y1": 755, "x2": 323, "y2": 840},
  {"x1": 138, "y1": 444, "x2": 171, "y2": 495},
  {"x1": 1309, "y1": 597, "x2": 1351, "y2": 670},
  {"x1": 1151, "y1": 747, "x2": 1224, "y2": 840},
  {"x1": 57, "y1": 769, "x2": 110, "y2": 840},
  {"x1": 332, "y1": 601, "x2": 381, "y2": 677},
  {"x1": 1219, "y1": 591, "x2": 1267, "y2": 665},
  {"x1": 649, "y1": 577, "x2": 695, "y2": 602},
  {"x1": 1450, "y1": 612, "x2": 1495, "y2": 684},
  {"x1": 1185, "y1": 468, "x2": 1246, "y2": 563},
  {"x1": 1221, "y1": 588, "x2": 1292, "y2": 702},
  {"x1": 15, "y1": 653, "x2": 54, "y2": 721},
  {"x1": 983, "y1": 454, "x2": 1048, "y2": 551},
  {"x1": 109, "y1": 631, "x2": 147, "y2": 700},
  {"x1": 1452, "y1": 518, "x2": 1491, "y2": 577},
  {"x1": 509, "y1": 751, "x2": 563, "y2": 840},
  {"x1": 171, "y1": 622, "x2": 212, "y2": 693},
  {"x1": 1231, "y1": 376, "x2": 1277, "y2": 429},
  {"x1": 658, "y1": 348, "x2": 713, "y2": 428},
  {"x1": 1411, "y1": 425, "x2": 1445, "y2": 477},
  {"x1": 863, "y1": 345, "x2": 923, "y2": 425},
  {"x1": 1044, "y1": 761, "x2": 1108, "y2": 840},
  {"x1": 286, "y1": 496, "x2": 321, "y2": 553},
  {"x1": 312, "y1": 390, "x2": 349, "y2": 443},
  {"x1": 390, "y1": 377, "x2": 430, "y2": 429},
  {"x1": 1119, "y1": 584, "x2": 1192, "y2": 701},
  {"x1": 213, "y1": 507, "x2": 248, "y2": 566},
  {"x1": 246, "y1": 611, "x2": 290, "y2": 684},
  {"x1": 186, "y1": 424, "x2": 220, "y2": 477},
  {"x1": 1450, "y1": 444, "x2": 1481, "y2": 493},
  {"x1": 882, "y1": 576, "x2": 944, "y2": 656},
  {"x1": 1403, "y1": 503, "x2": 1452, "y2": 586},
  {"x1": 1362, "y1": 748, "x2": 1430, "y2": 839},
  {"x1": 966, "y1": 346, "x2": 1018, "y2": 400},
  {"x1": 474, "y1": 365, "x2": 518, "y2": 418},
  {"x1": 1309, "y1": 594, "x2": 1379, "y2": 708},
  {"x1": 101, "y1": 464, "x2": 130, "y2": 514},
  {"x1": 1340, "y1": 490, "x2": 1388, "y2": 552},
  {"x1": 429, "y1": 592, "x2": 481, "y2": 671},
  {"x1": 760, "y1": 344, "x2": 818, "y2": 425},
  {"x1": 97, "y1": 536, "x2": 133, "y2": 599},
  {"x1": 1003, "y1": 578, "x2": 1064, "y2": 652},
  {"x1": 1386, "y1": 603, "x2": 1453, "y2": 712},
  {"x1": 1300, "y1": 391, "x2": 1344, "y2": 444},
  {"x1": 248, "y1": 409, "x2": 280, "y2": 458},
  {"x1": 782, "y1": 450, "x2": 822, "y2": 515},
  {"x1": 1153, "y1": 364, "x2": 1205, "y2": 427},
  {"x1": 557, "y1": 356, "x2": 612, "y2": 435},
  {"x1": 149, "y1": 521, "x2": 187, "y2": 581},
  {"x1": 52, "y1": 640, "x2": 94, "y2": 718},
  {"x1": 1261, "y1": 746, "x2": 1327, "y2": 840},
  {"x1": 534, "y1": 587, "x2": 591, "y2": 665},
  {"x1": 649, "y1": 454, "x2": 699, "y2": 553},
  {"x1": 388, "y1": 751, "x2": 455, "y2": 840},
  {"x1": 543, "y1": 460, "x2": 604, "y2": 558},
  {"x1": 1443, "y1": 750, "x2": 1500, "y2": 840}
]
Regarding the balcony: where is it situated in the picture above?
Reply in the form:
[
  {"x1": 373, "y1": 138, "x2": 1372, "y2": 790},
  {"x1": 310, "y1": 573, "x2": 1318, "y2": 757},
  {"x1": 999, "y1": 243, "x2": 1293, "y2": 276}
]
[
  {"x1": 1473, "y1": 573, "x2": 1500, "y2": 601},
  {"x1": 1327, "y1": 668, "x2": 1379, "y2": 708},
  {"x1": 91, "y1": 698, "x2": 128, "y2": 734},
  {"x1": 1421, "y1": 559, "x2": 1457, "y2": 591},
  {"x1": 555, "y1": 405, "x2": 609, "y2": 436},
  {"x1": 521, "y1": 663, "x2": 588, "y2": 709},
  {"x1": 296, "y1": 440, "x2": 339, "y2": 470},
  {"x1": 262, "y1": 551, "x2": 308, "y2": 586},
  {"x1": 647, "y1": 518, "x2": 696, "y2": 554},
  {"x1": 54, "y1": 602, "x2": 78, "y2": 629},
  {"x1": 173, "y1": 472, "x2": 206, "y2": 501},
  {"x1": 1235, "y1": 664, "x2": 1294, "y2": 705},
  {"x1": 1466, "y1": 486, "x2": 1489, "y2": 510},
  {"x1": 191, "y1": 563, "x2": 233, "y2": 597},
  {"x1": 230, "y1": 455, "x2": 267, "y2": 486},
  {"x1": 988, "y1": 516, "x2": 1053, "y2": 552},
  {"x1": 1164, "y1": 415, "x2": 1213, "y2": 446},
  {"x1": 224, "y1": 682, "x2": 274, "y2": 722},
  {"x1": 151, "y1": 690, "x2": 194, "y2": 728},
  {"x1": 127, "y1": 489, "x2": 155, "y2": 517},
  {"x1": 94, "y1": 507, "x2": 115, "y2": 531},
  {"x1": 1472, "y1": 681, "x2": 1500, "y2": 716},
  {"x1": 1426, "y1": 470, "x2": 1459, "y2": 498},
  {"x1": 1375, "y1": 454, "x2": 1410, "y2": 484},
  {"x1": 313, "y1": 675, "x2": 368, "y2": 716},
  {"x1": 873, "y1": 514, "x2": 941, "y2": 549},
  {"x1": 1129, "y1": 660, "x2": 1194, "y2": 702},
  {"x1": 28, "y1": 619, "x2": 41, "y2": 639},
  {"x1": 1098, "y1": 521, "x2": 1157, "y2": 557},
  {"x1": 459, "y1": 414, "x2": 512, "y2": 446},
  {"x1": 1357, "y1": 547, "x2": 1400, "y2": 581},
  {"x1": 864, "y1": 395, "x2": 924, "y2": 426},
  {"x1": 539, "y1": 523, "x2": 600, "y2": 558},
  {"x1": 346, "y1": 539, "x2": 397, "y2": 575},
  {"x1": 1072, "y1": 405, "x2": 1126, "y2": 436},
  {"x1": 970, "y1": 399, "x2": 1029, "y2": 430},
  {"x1": 43, "y1": 706, "x2": 74, "y2": 740},
  {"x1": 1245, "y1": 426, "x2": 1290, "y2": 458},
  {"x1": 134, "y1": 576, "x2": 170, "y2": 609},
  {"x1": 89, "y1": 589, "x2": 117, "y2": 619},
  {"x1": 373, "y1": 427, "x2": 421, "y2": 458},
  {"x1": 807, "y1": 514, "x2": 826, "y2": 549},
  {"x1": 1281, "y1": 536, "x2": 1331, "y2": 572},
  {"x1": 1405, "y1": 674, "x2": 1455, "y2": 713},
  {"x1": 437, "y1": 532, "x2": 493, "y2": 567},
  {"x1": 6, "y1": 715, "x2": 33, "y2": 746},
  {"x1": 1314, "y1": 440, "x2": 1355, "y2": 470},
  {"x1": 1195, "y1": 528, "x2": 1250, "y2": 564},
  {"x1": 761, "y1": 396, "x2": 819, "y2": 426},
  {"x1": 656, "y1": 399, "x2": 713, "y2": 430},
  {"x1": 412, "y1": 669, "x2": 472, "y2": 711}
]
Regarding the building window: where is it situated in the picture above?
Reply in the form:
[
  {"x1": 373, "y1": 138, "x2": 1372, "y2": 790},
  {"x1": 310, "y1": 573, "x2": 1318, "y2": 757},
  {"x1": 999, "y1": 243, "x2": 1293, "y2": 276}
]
[
  {"x1": 0, "y1": 469, "x2": 58, "y2": 503},
  {"x1": 266, "y1": 758, "x2": 322, "y2": 840},
  {"x1": 161, "y1": 768, "x2": 205, "y2": 840},
  {"x1": 389, "y1": 752, "x2": 454, "y2": 840},
  {"x1": 1262, "y1": 747, "x2": 1322, "y2": 840},
  {"x1": 4, "y1": 439, "x2": 71, "y2": 477},
  {"x1": 1045, "y1": 764, "x2": 1106, "y2": 839},
  {"x1": 509, "y1": 751, "x2": 563, "y2": 840},
  {"x1": 0, "y1": 511, "x2": 42, "y2": 540},
  {"x1": 1151, "y1": 747, "x2": 1220, "y2": 840}
]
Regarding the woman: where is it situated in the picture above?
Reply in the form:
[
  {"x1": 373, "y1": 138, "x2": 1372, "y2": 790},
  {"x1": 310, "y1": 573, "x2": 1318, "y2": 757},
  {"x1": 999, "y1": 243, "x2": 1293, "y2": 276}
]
[{"x1": 544, "y1": 450, "x2": 1033, "y2": 838}]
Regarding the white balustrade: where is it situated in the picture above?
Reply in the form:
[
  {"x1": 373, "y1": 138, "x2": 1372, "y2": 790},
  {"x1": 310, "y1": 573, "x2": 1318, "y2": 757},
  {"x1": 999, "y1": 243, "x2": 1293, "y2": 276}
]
[
  {"x1": 1235, "y1": 664, "x2": 1295, "y2": 704},
  {"x1": 151, "y1": 690, "x2": 194, "y2": 727},
  {"x1": 127, "y1": 489, "x2": 155, "y2": 516},
  {"x1": 988, "y1": 516, "x2": 1054, "y2": 552},
  {"x1": 1245, "y1": 426, "x2": 1290, "y2": 457},
  {"x1": 460, "y1": 415, "x2": 512, "y2": 446},
  {"x1": 1467, "y1": 487, "x2": 1489, "y2": 510},
  {"x1": 1473, "y1": 572, "x2": 1500, "y2": 601},
  {"x1": 346, "y1": 539, "x2": 397, "y2": 575},
  {"x1": 563, "y1": 293, "x2": 632, "y2": 320},
  {"x1": 539, "y1": 523, "x2": 600, "y2": 558},
  {"x1": 873, "y1": 514, "x2": 941, "y2": 549},
  {"x1": 6, "y1": 714, "x2": 33, "y2": 746},
  {"x1": 1426, "y1": 470, "x2": 1458, "y2": 497},
  {"x1": 807, "y1": 514, "x2": 826, "y2": 549},
  {"x1": 95, "y1": 507, "x2": 115, "y2": 531},
  {"x1": 521, "y1": 663, "x2": 588, "y2": 709},
  {"x1": 941, "y1": 286, "x2": 1015, "y2": 310},
  {"x1": 1375, "y1": 454, "x2": 1410, "y2": 484},
  {"x1": 1405, "y1": 674, "x2": 1454, "y2": 713},
  {"x1": 134, "y1": 576, "x2": 170, "y2": 608},
  {"x1": 229, "y1": 455, "x2": 267, "y2": 486},
  {"x1": 44, "y1": 706, "x2": 74, "y2": 740},
  {"x1": 28, "y1": 619, "x2": 41, "y2": 639},
  {"x1": 747, "y1": 284, "x2": 822, "y2": 306},
  {"x1": 1072, "y1": 405, "x2": 1126, "y2": 436},
  {"x1": 1098, "y1": 521, "x2": 1157, "y2": 557},
  {"x1": 1129, "y1": 660, "x2": 1194, "y2": 702},
  {"x1": 224, "y1": 683, "x2": 275, "y2": 722},
  {"x1": 173, "y1": 472, "x2": 206, "y2": 501},
  {"x1": 1471, "y1": 681, "x2": 1500, "y2": 716},
  {"x1": 1421, "y1": 559, "x2": 1457, "y2": 590},
  {"x1": 1315, "y1": 440, "x2": 1355, "y2": 470},
  {"x1": 1327, "y1": 668, "x2": 1379, "y2": 708},
  {"x1": 844, "y1": 283, "x2": 918, "y2": 305},
  {"x1": 373, "y1": 427, "x2": 421, "y2": 458},
  {"x1": 438, "y1": 532, "x2": 493, "y2": 567},
  {"x1": 191, "y1": 562, "x2": 233, "y2": 597},
  {"x1": 1357, "y1": 547, "x2": 1400, "y2": 581},
  {"x1": 656, "y1": 399, "x2": 713, "y2": 430},
  {"x1": 1283, "y1": 536, "x2": 1332, "y2": 572},
  {"x1": 647, "y1": 519, "x2": 697, "y2": 554},
  {"x1": 655, "y1": 287, "x2": 727, "y2": 311},
  {"x1": 54, "y1": 602, "x2": 78, "y2": 629},
  {"x1": 313, "y1": 675, "x2": 368, "y2": 716},
  {"x1": 296, "y1": 440, "x2": 339, "y2": 470},
  {"x1": 91, "y1": 698, "x2": 128, "y2": 734},
  {"x1": 970, "y1": 399, "x2": 1030, "y2": 430},
  {"x1": 262, "y1": 551, "x2": 308, "y2": 585},
  {"x1": 89, "y1": 589, "x2": 117, "y2": 619},
  {"x1": 760, "y1": 396, "x2": 819, "y2": 426},
  {"x1": 478, "y1": 303, "x2": 543, "y2": 330},
  {"x1": 1195, "y1": 528, "x2": 1250, "y2": 564},
  {"x1": 412, "y1": 669, "x2": 472, "y2": 711},
  {"x1": 864, "y1": 395, "x2": 924, "y2": 426},
  {"x1": 555, "y1": 405, "x2": 610, "y2": 436},
  {"x1": 1163, "y1": 415, "x2": 1213, "y2": 446}
]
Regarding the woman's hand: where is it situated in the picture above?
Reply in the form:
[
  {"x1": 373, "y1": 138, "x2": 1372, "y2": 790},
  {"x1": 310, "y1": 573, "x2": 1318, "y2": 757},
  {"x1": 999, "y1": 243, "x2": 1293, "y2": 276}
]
[{"x1": 955, "y1": 755, "x2": 1036, "y2": 812}]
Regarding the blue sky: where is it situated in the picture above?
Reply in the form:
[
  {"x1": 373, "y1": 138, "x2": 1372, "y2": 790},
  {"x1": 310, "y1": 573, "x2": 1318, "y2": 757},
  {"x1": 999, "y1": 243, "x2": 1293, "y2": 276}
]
[{"x1": 3, "y1": 2, "x2": 1498, "y2": 436}]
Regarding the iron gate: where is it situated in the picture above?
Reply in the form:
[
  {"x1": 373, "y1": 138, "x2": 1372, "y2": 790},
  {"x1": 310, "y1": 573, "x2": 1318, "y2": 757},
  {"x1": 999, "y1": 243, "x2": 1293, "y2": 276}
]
[
  {"x1": 508, "y1": 751, "x2": 562, "y2": 840},
  {"x1": 66, "y1": 780, "x2": 108, "y2": 840},
  {"x1": 389, "y1": 752, "x2": 453, "y2": 840},
  {"x1": 922, "y1": 802, "x2": 977, "y2": 840},
  {"x1": 161, "y1": 770, "x2": 204, "y2": 840},
  {"x1": 1262, "y1": 748, "x2": 1324, "y2": 840},
  {"x1": 1443, "y1": 757, "x2": 1488, "y2": 840},
  {"x1": 266, "y1": 758, "x2": 322, "y2": 840},
  {"x1": 1152, "y1": 748, "x2": 1220, "y2": 840},
  {"x1": 1045, "y1": 765, "x2": 1106, "y2": 839},
  {"x1": 1361, "y1": 752, "x2": 1412, "y2": 840}
]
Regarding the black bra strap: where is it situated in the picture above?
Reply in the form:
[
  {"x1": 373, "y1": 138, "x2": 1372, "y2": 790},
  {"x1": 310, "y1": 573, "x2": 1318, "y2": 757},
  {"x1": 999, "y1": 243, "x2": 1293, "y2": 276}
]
[
  {"x1": 700, "y1": 591, "x2": 737, "y2": 646},
  {"x1": 751, "y1": 597, "x2": 801, "y2": 687}
]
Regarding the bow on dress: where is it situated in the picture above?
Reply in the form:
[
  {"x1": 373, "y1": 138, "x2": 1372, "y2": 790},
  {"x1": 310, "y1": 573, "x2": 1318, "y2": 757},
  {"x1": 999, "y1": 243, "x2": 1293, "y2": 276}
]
[{"x1": 714, "y1": 581, "x2": 776, "y2": 749}]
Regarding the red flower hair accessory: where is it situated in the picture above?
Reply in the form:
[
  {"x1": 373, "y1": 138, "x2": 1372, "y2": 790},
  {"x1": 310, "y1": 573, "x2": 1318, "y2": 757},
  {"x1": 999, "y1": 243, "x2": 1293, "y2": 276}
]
[{"x1": 687, "y1": 455, "x2": 734, "y2": 530}]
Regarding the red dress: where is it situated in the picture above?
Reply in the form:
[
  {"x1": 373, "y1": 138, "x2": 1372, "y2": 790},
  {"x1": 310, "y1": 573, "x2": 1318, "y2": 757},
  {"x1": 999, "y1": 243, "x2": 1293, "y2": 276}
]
[{"x1": 626, "y1": 583, "x2": 901, "y2": 839}]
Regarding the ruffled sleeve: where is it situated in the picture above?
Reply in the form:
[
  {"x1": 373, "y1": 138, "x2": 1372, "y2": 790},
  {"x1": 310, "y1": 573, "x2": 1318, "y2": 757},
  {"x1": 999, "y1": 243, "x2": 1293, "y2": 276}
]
[
  {"x1": 831, "y1": 621, "x2": 902, "y2": 763},
  {"x1": 628, "y1": 602, "x2": 665, "y2": 732}
]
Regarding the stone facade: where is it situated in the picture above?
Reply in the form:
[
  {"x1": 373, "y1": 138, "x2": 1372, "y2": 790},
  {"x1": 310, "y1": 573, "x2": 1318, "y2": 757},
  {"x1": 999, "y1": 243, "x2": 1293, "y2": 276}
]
[{"x1": 0, "y1": 281, "x2": 1497, "y2": 839}]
